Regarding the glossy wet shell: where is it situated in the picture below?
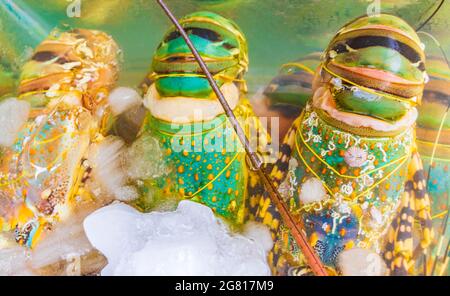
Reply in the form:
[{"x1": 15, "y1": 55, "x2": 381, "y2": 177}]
[
  {"x1": 18, "y1": 29, "x2": 120, "y2": 111},
  {"x1": 0, "y1": 29, "x2": 120, "y2": 248},
  {"x1": 421, "y1": 158, "x2": 450, "y2": 265},
  {"x1": 324, "y1": 14, "x2": 426, "y2": 100},
  {"x1": 336, "y1": 14, "x2": 423, "y2": 56},
  {"x1": 257, "y1": 108, "x2": 414, "y2": 274},
  {"x1": 0, "y1": 106, "x2": 93, "y2": 247},
  {"x1": 417, "y1": 56, "x2": 450, "y2": 129},
  {"x1": 415, "y1": 61, "x2": 450, "y2": 272},
  {"x1": 264, "y1": 52, "x2": 320, "y2": 108},
  {"x1": 150, "y1": 11, "x2": 248, "y2": 98},
  {"x1": 139, "y1": 99, "x2": 261, "y2": 223}
]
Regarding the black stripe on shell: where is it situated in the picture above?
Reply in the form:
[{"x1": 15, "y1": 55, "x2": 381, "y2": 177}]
[
  {"x1": 32, "y1": 51, "x2": 70, "y2": 64},
  {"x1": 164, "y1": 27, "x2": 222, "y2": 43},
  {"x1": 331, "y1": 35, "x2": 425, "y2": 71}
]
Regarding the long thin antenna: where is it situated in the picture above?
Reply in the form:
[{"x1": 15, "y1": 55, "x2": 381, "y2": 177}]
[
  {"x1": 415, "y1": 0, "x2": 445, "y2": 31},
  {"x1": 155, "y1": 0, "x2": 327, "y2": 276},
  {"x1": 437, "y1": 239, "x2": 450, "y2": 275},
  {"x1": 431, "y1": 209, "x2": 449, "y2": 275}
]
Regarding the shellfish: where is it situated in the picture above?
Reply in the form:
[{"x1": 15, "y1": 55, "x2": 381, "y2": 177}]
[{"x1": 255, "y1": 14, "x2": 432, "y2": 276}]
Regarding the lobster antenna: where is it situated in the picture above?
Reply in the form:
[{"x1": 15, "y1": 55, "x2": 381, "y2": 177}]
[
  {"x1": 415, "y1": 0, "x2": 445, "y2": 31},
  {"x1": 155, "y1": 0, "x2": 328, "y2": 276},
  {"x1": 438, "y1": 239, "x2": 450, "y2": 275},
  {"x1": 418, "y1": 31, "x2": 450, "y2": 73},
  {"x1": 431, "y1": 209, "x2": 450, "y2": 275}
]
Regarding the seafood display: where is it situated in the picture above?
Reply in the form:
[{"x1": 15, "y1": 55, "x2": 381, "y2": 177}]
[
  {"x1": 0, "y1": 29, "x2": 134, "y2": 275},
  {"x1": 0, "y1": 0, "x2": 449, "y2": 277},
  {"x1": 135, "y1": 11, "x2": 270, "y2": 224},
  {"x1": 256, "y1": 14, "x2": 432, "y2": 276}
]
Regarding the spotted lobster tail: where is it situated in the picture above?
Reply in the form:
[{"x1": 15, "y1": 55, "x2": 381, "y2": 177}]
[
  {"x1": 256, "y1": 120, "x2": 300, "y2": 232},
  {"x1": 384, "y1": 146, "x2": 433, "y2": 275},
  {"x1": 246, "y1": 167, "x2": 268, "y2": 221},
  {"x1": 268, "y1": 119, "x2": 300, "y2": 188},
  {"x1": 251, "y1": 118, "x2": 301, "y2": 274},
  {"x1": 255, "y1": 118, "x2": 300, "y2": 226},
  {"x1": 243, "y1": 99, "x2": 274, "y2": 221}
]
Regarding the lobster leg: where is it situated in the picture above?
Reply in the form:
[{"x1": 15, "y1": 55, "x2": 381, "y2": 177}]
[{"x1": 384, "y1": 146, "x2": 433, "y2": 275}]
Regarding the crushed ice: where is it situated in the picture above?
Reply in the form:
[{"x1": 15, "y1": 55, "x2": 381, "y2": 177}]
[{"x1": 84, "y1": 200, "x2": 272, "y2": 276}]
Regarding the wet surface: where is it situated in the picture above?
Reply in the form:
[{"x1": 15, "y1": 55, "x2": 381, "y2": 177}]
[{"x1": 1, "y1": 0, "x2": 449, "y2": 96}]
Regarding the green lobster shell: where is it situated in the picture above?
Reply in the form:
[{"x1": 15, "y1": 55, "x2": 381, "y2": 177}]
[
  {"x1": 323, "y1": 14, "x2": 427, "y2": 122},
  {"x1": 264, "y1": 52, "x2": 321, "y2": 111},
  {"x1": 19, "y1": 29, "x2": 119, "y2": 112},
  {"x1": 140, "y1": 100, "x2": 265, "y2": 223},
  {"x1": 0, "y1": 29, "x2": 120, "y2": 248},
  {"x1": 147, "y1": 11, "x2": 248, "y2": 99},
  {"x1": 255, "y1": 14, "x2": 431, "y2": 276},
  {"x1": 137, "y1": 11, "x2": 269, "y2": 224},
  {"x1": 417, "y1": 57, "x2": 450, "y2": 129},
  {"x1": 257, "y1": 52, "x2": 320, "y2": 141}
]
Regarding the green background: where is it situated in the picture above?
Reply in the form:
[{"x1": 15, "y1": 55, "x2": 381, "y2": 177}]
[{"x1": 1, "y1": 0, "x2": 449, "y2": 95}]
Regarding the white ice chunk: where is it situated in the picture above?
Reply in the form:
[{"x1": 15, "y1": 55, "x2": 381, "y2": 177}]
[
  {"x1": 84, "y1": 201, "x2": 271, "y2": 276},
  {"x1": 0, "y1": 98, "x2": 30, "y2": 147},
  {"x1": 108, "y1": 87, "x2": 142, "y2": 116},
  {"x1": 243, "y1": 221, "x2": 274, "y2": 253},
  {"x1": 337, "y1": 248, "x2": 387, "y2": 276},
  {"x1": 0, "y1": 204, "x2": 108, "y2": 276},
  {"x1": 0, "y1": 245, "x2": 34, "y2": 276},
  {"x1": 88, "y1": 136, "x2": 138, "y2": 201}
]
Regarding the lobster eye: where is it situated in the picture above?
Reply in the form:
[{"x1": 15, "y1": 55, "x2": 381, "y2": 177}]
[{"x1": 186, "y1": 27, "x2": 221, "y2": 42}]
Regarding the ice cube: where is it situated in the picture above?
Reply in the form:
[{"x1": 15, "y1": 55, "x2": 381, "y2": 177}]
[{"x1": 84, "y1": 200, "x2": 271, "y2": 276}]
